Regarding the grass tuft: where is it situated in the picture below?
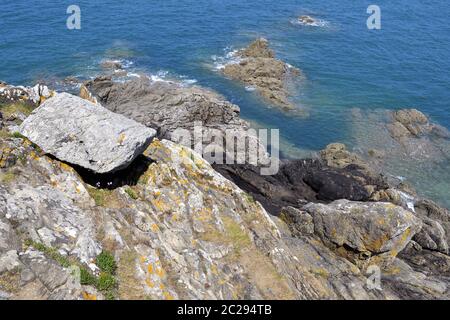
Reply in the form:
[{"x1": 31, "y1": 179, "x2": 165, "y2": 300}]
[
  {"x1": 96, "y1": 251, "x2": 117, "y2": 274},
  {"x1": 124, "y1": 187, "x2": 138, "y2": 200}
]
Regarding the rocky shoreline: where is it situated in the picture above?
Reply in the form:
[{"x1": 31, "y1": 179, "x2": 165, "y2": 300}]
[{"x1": 1, "y1": 64, "x2": 450, "y2": 300}]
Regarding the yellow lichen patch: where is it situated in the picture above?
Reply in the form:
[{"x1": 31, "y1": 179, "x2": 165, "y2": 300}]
[
  {"x1": 210, "y1": 264, "x2": 218, "y2": 275},
  {"x1": 145, "y1": 278, "x2": 155, "y2": 288},
  {"x1": 155, "y1": 267, "x2": 165, "y2": 278},
  {"x1": 178, "y1": 148, "x2": 191, "y2": 161},
  {"x1": 144, "y1": 139, "x2": 171, "y2": 160},
  {"x1": 171, "y1": 213, "x2": 180, "y2": 222},
  {"x1": 151, "y1": 223, "x2": 159, "y2": 232},
  {"x1": 118, "y1": 133, "x2": 126, "y2": 145},
  {"x1": 75, "y1": 184, "x2": 82, "y2": 194},
  {"x1": 384, "y1": 265, "x2": 402, "y2": 275},
  {"x1": 82, "y1": 292, "x2": 97, "y2": 300},
  {"x1": 195, "y1": 208, "x2": 214, "y2": 222},
  {"x1": 390, "y1": 227, "x2": 412, "y2": 258},
  {"x1": 151, "y1": 197, "x2": 173, "y2": 214},
  {"x1": 147, "y1": 264, "x2": 154, "y2": 274},
  {"x1": 365, "y1": 233, "x2": 390, "y2": 253},
  {"x1": 59, "y1": 162, "x2": 74, "y2": 172},
  {"x1": 29, "y1": 150, "x2": 40, "y2": 161},
  {"x1": 163, "y1": 291, "x2": 174, "y2": 300}
]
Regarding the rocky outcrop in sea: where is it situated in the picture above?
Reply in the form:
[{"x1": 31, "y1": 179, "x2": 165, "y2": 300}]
[
  {"x1": 1, "y1": 80, "x2": 450, "y2": 300},
  {"x1": 221, "y1": 38, "x2": 301, "y2": 110}
]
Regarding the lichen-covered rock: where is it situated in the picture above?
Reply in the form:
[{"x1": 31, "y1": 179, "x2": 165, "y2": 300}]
[
  {"x1": 19, "y1": 93, "x2": 156, "y2": 173},
  {"x1": 221, "y1": 38, "x2": 300, "y2": 110},
  {"x1": 413, "y1": 216, "x2": 448, "y2": 254},
  {"x1": 320, "y1": 143, "x2": 368, "y2": 170},
  {"x1": 303, "y1": 200, "x2": 422, "y2": 268},
  {"x1": 413, "y1": 199, "x2": 450, "y2": 254},
  {"x1": 388, "y1": 108, "x2": 450, "y2": 142},
  {"x1": 0, "y1": 82, "x2": 53, "y2": 106},
  {"x1": 1, "y1": 120, "x2": 449, "y2": 300},
  {"x1": 280, "y1": 207, "x2": 314, "y2": 236},
  {"x1": 391, "y1": 109, "x2": 430, "y2": 137}
]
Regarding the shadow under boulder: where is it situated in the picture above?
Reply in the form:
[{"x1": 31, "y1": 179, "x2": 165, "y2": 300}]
[{"x1": 57, "y1": 154, "x2": 153, "y2": 189}]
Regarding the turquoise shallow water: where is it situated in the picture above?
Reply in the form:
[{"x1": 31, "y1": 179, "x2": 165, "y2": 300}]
[{"x1": 0, "y1": 0, "x2": 449, "y2": 206}]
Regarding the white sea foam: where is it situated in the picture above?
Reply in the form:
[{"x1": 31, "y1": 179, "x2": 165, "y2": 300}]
[
  {"x1": 181, "y1": 78, "x2": 198, "y2": 86},
  {"x1": 398, "y1": 190, "x2": 416, "y2": 212},
  {"x1": 144, "y1": 70, "x2": 197, "y2": 87},
  {"x1": 127, "y1": 72, "x2": 141, "y2": 78},
  {"x1": 290, "y1": 17, "x2": 329, "y2": 28},
  {"x1": 212, "y1": 48, "x2": 242, "y2": 71}
]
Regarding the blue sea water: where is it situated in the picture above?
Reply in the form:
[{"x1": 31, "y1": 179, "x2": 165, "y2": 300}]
[{"x1": 1, "y1": 0, "x2": 449, "y2": 206}]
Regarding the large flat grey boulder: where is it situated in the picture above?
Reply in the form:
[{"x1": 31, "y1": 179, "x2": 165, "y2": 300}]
[{"x1": 19, "y1": 93, "x2": 156, "y2": 173}]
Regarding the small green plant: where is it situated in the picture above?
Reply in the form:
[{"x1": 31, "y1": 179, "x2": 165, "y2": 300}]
[
  {"x1": 244, "y1": 193, "x2": 256, "y2": 204},
  {"x1": 96, "y1": 251, "x2": 117, "y2": 274},
  {"x1": 97, "y1": 273, "x2": 117, "y2": 291},
  {"x1": 25, "y1": 240, "x2": 119, "y2": 300},
  {"x1": 87, "y1": 187, "x2": 109, "y2": 206},
  {"x1": 124, "y1": 187, "x2": 138, "y2": 200},
  {"x1": 24, "y1": 239, "x2": 71, "y2": 268},
  {"x1": 79, "y1": 267, "x2": 97, "y2": 286},
  {"x1": 11, "y1": 132, "x2": 26, "y2": 139}
]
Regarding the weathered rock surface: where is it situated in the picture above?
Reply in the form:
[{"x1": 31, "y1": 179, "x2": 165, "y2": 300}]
[
  {"x1": 19, "y1": 93, "x2": 156, "y2": 173},
  {"x1": 303, "y1": 200, "x2": 422, "y2": 269},
  {"x1": 81, "y1": 76, "x2": 269, "y2": 165},
  {"x1": 413, "y1": 199, "x2": 450, "y2": 254},
  {"x1": 280, "y1": 206, "x2": 314, "y2": 236},
  {"x1": 221, "y1": 38, "x2": 300, "y2": 110},
  {"x1": 1, "y1": 122, "x2": 449, "y2": 299},
  {"x1": 2, "y1": 81, "x2": 450, "y2": 300}
]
